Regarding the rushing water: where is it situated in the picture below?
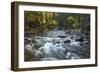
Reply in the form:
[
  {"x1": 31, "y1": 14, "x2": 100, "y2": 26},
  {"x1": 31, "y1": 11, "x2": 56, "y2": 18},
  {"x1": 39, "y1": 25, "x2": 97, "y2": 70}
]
[{"x1": 25, "y1": 30, "x2": 89, "y2": 61}]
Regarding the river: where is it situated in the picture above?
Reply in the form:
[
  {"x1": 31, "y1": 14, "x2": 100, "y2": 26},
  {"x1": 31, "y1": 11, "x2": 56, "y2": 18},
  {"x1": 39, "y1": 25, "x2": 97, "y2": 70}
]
[{"x1": 25, "y1": 30, "x2": 90, "y2": 61}]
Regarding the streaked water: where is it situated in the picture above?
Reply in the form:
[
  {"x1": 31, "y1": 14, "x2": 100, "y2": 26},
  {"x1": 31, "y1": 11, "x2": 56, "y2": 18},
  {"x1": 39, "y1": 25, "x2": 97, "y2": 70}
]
[{"x1": 25, "y1": 30, "x2": 89, "y2": 61}]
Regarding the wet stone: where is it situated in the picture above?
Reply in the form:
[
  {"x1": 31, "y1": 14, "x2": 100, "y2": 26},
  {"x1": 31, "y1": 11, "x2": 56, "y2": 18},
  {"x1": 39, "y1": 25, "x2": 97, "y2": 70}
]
[{"x1": 64, "y1": 40, "x2": 71, "y2": 43}]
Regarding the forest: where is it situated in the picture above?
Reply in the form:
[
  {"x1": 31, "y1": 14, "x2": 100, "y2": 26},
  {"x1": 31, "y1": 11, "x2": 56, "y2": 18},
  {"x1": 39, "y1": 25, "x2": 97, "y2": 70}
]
[
  {"x1": 24, "y1": 11, "x2": 90, "y2": 36},
  {"x1": 24, "y1": 11, "x2": 90, "y2": 61}
]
